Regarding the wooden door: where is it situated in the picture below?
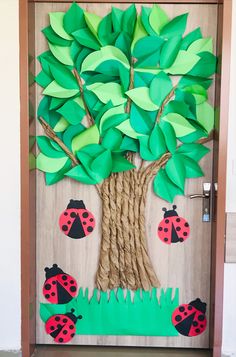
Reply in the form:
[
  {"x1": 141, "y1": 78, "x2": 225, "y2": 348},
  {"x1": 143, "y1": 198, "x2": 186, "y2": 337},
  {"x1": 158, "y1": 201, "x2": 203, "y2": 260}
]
[{"x1": 35, "y1": 2, "x2": 217, "y2": 349}]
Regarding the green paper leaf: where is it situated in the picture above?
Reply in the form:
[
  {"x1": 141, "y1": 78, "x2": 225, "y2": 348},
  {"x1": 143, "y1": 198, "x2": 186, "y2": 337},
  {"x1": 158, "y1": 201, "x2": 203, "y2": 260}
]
[
  {"x1": 188, "y1": 51, "x2": 217, "y2": 78},
  {"x1": 111, "y1": 7, "x2": 123, "y2": 32},
  {"x1": 183, "y1": 84, "x2": 207, "y2": 104},
  {"x1": 120, "y1": 136, "x2": 139, "y2": 152},
  {"x1": 115, "y1": 32, "x2": 131, "y2": 60},
  {"x1": 165, "y1": 154, "x2": 186, "y2": 190},
  {"x1": 99, "y1": 104, "x2": 125, "y2": 131},
  {"x1": 45, "y1": 159, "x2": 72, "y2": 185},
  {"x1": 56, "y1": 99, "x2": 85, "y2": 125},
  {"x1": 81, "y1": 46, "x2": 130, "y2": 72},
  {"x1": 48, "y1": 43, "x2": 73, "y2": 66},
  {"x1": 180, "y1": 27, "x2": 202, "y2": 51},
  {"x1": 112, "y1": 154, "x2": 135, "y2": 172},
  {"x1": 187, "y1": 37, "x2": 213, "y2": 54},
  {"x1": 179, "y1": 154, "x2": 204, "y2": 178},
  {"x1": 130, "y1": 104, "x2": 154, "y2": 135},
  {"x1": 163, "y1": 113, "x2": 196, "y2": 137},
  {"x1": 160, "y1": 13, "x2": 188, "y2": 39},
  {"x1": 43, "y1": 80, "x2": 79, "y2": 98},
  {"x1": 87, "y1": 82, "x2": 126, "y2": 106},
  {"x1": 133, "y1": 36, "x2": 164, "y2": 60},
  {"x1": 149, "y1": 124, "x2": 166, "y2": 158},
  {"x1": 49, "y1": 97, "x2": 66, "y2": 110},
  {"x1": 178, "y1": 75, "x2": 212, "y2": 90},
  {"x1": 122, "y1": 4, "x2": 137, "y2": 36},
  {"x1": 54, "y1": 117, "x2": 69, "y2": 132},
  {"x1": 153, "y1": 168, "x2": 183, "y2": 203},
  {"x1": 116, "y1": 119, "x2": 141, "y2": 139},
  {"x1": 160, "y1": 35, "x2": 182, "y2": 68},
  {"x1": 159, "y1": 121, "x2": 176, "y2": 154},
  {"x1": 177, "y1": 143, "x2": 210, "y2": 161},
  {"x1": 37, "y1": 153, "x2": 68, "y2": 173},
  {"x1": 166, "y1": 50, "x2": 200, "y2": 75},
  {"x1": 126, "y1": 87, "x2": 159, "y2": 111},
  {"x1": 163, "y1": 100, "x2": 189, "y2": 118},
  {"x1": 102, "y1": 128, "x2": 123, "y2": 151},
  {"x1": 72, "y1": 28, "x2": 101, "y2": 51},
  {"x1": 149, "y1": 71, "x2": 173, "y2": 106},
  {"x1": 84, "y1": 11, "x2": 102, "y2": 39},
  {"x1": 196, "y1": 102, "x2": 214, "y2": 133},
  {"x1": 102, "y1": 113, "x2": 129, "y2": 132},
  {"x1": 63, "y1": 3, "x2": 85, "y2": 34},
  {"x1": 140, "y1": 7, "x2": 156, "y2": 36},
  {"x1": 139, "y1": 136, "x2": 156, "y2": 161},
  {"x1": 49, "y1": 12, "x2": 73, "y2": 40},
  {"x1": 48, "y1": 62, "x2": 79, "y2": 89},
  {"x1": 66, "y1": 164, "x2": 97, "y2": 184},
  {"x1": 42, "y1": 26, "x2": 72, "y2": 47},
  {"x1": 72, "y1": 124, "x2": 100, "y2": 153},
  {"x1": 63, "y1": 124, "x2": 85, "y2": 150},
  {"x1": 91, "y1": 149, "x2": 112, "y2": 179},
  {"x1": 35, "y1": 70, "x2": 52, "y2": 88},
  {"x1": 36, "y1": 136, "x2": 65, "y2": 158},
  {"x1": 131, "y1": 15, "x2": 147, "y2": 50},
  {"x1": 98, "y1": 14, "x2": 118, "y2": 46},
  {"x1": 149, "y1": 4, "x2": 169, "y2": 35}
]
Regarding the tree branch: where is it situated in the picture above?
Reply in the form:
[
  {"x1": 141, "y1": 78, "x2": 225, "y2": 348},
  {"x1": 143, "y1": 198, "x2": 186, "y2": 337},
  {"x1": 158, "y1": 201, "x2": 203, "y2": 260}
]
[
  {"x1": 125, "y1": 57, "x2": 135, "y2": 114},
  {"x1": 73, "y1": 69, "x2": 94, "y2": 127},
  {"x1": 38, "y1": 117, "x2": 79, "y2": 166},
  {"x1": 156, "y1": 85, "x2": 177, "y2": 124}
]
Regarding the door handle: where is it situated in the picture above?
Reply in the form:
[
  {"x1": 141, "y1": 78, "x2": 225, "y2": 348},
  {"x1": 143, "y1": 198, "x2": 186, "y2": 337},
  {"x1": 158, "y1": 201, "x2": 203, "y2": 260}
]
[{"x1": 189, "y1": 183, "x2": 211, "y2": 222}]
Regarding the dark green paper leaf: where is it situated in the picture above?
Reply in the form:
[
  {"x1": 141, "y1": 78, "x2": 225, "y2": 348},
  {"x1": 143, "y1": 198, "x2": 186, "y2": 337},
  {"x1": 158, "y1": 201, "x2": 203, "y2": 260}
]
[
  {"x1": 63, "y1": 3, "x2": 85, "y2": 34},
  {"x1": 42, "y1": 26, "x2": 72, "y2": 47},
  {"x1": 56, "y1": 99, "x2": 85, "y2": 125},
  {"x1": 160, "y1": 35, "x2": 182, "y2": 68},
  {"x1": 178, "y1": 154, "x2": 204, "y2": 178},
  {"x1": 165, "y1": 154, "x2": 186, "y2": 190},
  {"x1": 180, "y1": 27, "x2": 202, "y2": 51},
  {"x1": 160, "y1": 13, "x2": 188, "y2": 39},
  {"x1": 177, "y1": 143, "x2": 210, "y2": 161},
  {"x1": 91, "y1": 149, "x2": 112, "y2": 179},
  {"x1": 48, "y1": 62, "x2": 79, "y2": 89},
  {"x1": 112, "y1": 154, "x2": 136, "y2": 172},
  {"x1": 159, "y1": 121, "x2": 176, "y2": 154},
  {"x1": 36, "y1": 136, "x2": 65, "y2": 158}
]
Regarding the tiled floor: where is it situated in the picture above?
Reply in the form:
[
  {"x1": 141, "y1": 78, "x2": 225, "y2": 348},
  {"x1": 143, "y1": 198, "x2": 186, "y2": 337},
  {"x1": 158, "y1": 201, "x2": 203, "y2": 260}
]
[{"x1": 34, "y1": 346, "x2": 212, "y2": 357}]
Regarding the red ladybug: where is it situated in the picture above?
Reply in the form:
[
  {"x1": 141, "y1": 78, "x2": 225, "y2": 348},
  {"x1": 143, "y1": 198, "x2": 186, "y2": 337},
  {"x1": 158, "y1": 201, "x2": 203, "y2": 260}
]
[
  {"x1": 59, "y1": 200, "x2": 95, "y2": 239},
  {"x1": 45, "y1": 308, "x2": 82, "y2": 343},
  {"x1": 43, "y1": 264, "x2": 78, "y2": 304},
  {"x1": 157, "y1": 205, "x2": 190, "y2": 244},
  {"x1": 172, "y1": 298, "x2": 207, "y2": 337}
]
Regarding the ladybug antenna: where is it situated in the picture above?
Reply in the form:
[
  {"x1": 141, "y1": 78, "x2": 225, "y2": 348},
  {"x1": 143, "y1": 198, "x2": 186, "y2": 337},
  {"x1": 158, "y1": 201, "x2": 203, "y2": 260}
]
[
  {"x1": 77, "y1": 315, "x2": 83, "y2": 320},
  {"x1": 71, "y1": 308, "x2": 75, "y2": 313},
  {"x1": 162, "y1": 207, "x2": 167, "y2": 212},
  {"x1": 53, "y1": 264, "x2": 58, "y2": 268},
  {"x1": 44, "y1": 267, "x2": 49, "y2": 272},
  {"x1": 172, "y1": 205, "x2": 177, "y2": 210}
]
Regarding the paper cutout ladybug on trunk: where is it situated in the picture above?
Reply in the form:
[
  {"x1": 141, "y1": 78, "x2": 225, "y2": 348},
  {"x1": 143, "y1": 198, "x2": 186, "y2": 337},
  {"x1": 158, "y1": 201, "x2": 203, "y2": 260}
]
[
  {"x1": 172, "y1": 298, "x2": 207, "y2": 337},
  {"x1": 43, "y1": 264, "x2": 78, "y2": 304},
  {"x1": 59, "y1": 200, "x2": 95, "y2": 239},
  {"x1": 157, "y1": 205, "x2": 190, "y2": 244},
  {"x1": 45, "y1": 308, "x2": 82, "y2": 343}
]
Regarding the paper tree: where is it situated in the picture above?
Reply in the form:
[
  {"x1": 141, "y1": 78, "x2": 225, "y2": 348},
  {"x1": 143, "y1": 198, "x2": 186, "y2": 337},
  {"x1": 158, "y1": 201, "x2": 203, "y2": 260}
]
[{"x1": 36, "y1": 4, "x2": 217, "y2": 291}]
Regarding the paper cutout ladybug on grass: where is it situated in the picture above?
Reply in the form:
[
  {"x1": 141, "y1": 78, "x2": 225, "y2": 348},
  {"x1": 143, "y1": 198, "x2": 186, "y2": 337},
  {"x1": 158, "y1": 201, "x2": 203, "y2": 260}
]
[
  {"x1": 45, "y1": 308, "x2": 82, "y2": 343},
  {"x1": 157, "y1": 205, "x2": 190, "y2": 244},
  {"x1": 59, "y1": 200, "x2": 95, "y2": 239},
  {"x1": 172, "y1": 298, "x2": 207, "y2": 337},
  {"x1": 43, "y1": 264, "x2": 78, "y2": 304}
]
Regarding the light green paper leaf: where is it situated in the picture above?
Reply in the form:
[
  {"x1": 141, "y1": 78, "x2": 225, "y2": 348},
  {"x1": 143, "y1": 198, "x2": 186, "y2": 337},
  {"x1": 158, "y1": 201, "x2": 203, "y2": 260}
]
[
  {"x1": 48, "y1": 43, "x2": 73, "y2": 66},
  {"x1": 99, "y1": 104, "x2": 125, "y2": 131},
  {"x1": 72, "y1": 124, "x2": 100, "y2": 153},
  {"x1": 42, "y1": 26, "x2": 72, "y2": 47},
  {"x1": 37, "y1": 153, "x2": 68, "y2": 173},
  {"x1": 196, "y1": 102, "x2": 214, "y2": 133},
  {"x1": 163, "y1": 113, "x2": 196, "y2": 137},
  {"x1": 131, "y1": 15, "x2": 147, "y2": 50},
  {"x1": 160, "y1": 13, "x2": 188, "y2": 39},
  {"x1": 149, "y1": 72, "x2": 173, "y2": 106},
  {"x1": 87, "y1": 82, "x2": 126, "y2": 106},
  {"x1": 54, "y1": 117, "x2": 69, "y2": 132},
  {"x1": 43, "y1": 80, "x2": 79, "y2": 98},
  {"x1": 180, "y1": 27, "x2": 202, "y2": 51},
  {"x1": 49, "y1": 12, "x2": 73, "y2": 40},
  {"x1": 91, "y1": 149, "x2": 112, "y2": 179},
  {"x1": 160, "y1": 35, "x2": 182, "y2": 68},
  {"x1": 116, "y1": 119, "x2": 141, "y2": 139},
  {"x1": 126, "y1": 87, "x2": 159, "y2": 111},
  {"x1": 149, "y1": 4, "x2": 169, "y2": 35},
  {"x1": 187, "y1": 37, "x2": 213, "y2": 54},
  {"x1": 183, "y1": 84, "x2": 207, "y2": 104},
  {"x1": 45, "y1": 159, "x2": 72, "y2": 185},
  {"x1": 81, "y1": 46, "x2": 130, "y2": 72},
  {"x1": 84, "y1": 11, "x2": 102, "y2": 39},
  {"x1": 63, "y1": 3, "x2": 85, "y2": 34},
  {"x1": 140, "y1": 6, "x2": 156, "y2": 36},
  {"x1": 153, "y1": 168, "x2": 183, "y2": 203},
  {"x1": 165, "y1": 154, "x2": 186, "y2": 190},
  {"x1": 166, "y1": 50, "x2": 200, "y2": 75}
]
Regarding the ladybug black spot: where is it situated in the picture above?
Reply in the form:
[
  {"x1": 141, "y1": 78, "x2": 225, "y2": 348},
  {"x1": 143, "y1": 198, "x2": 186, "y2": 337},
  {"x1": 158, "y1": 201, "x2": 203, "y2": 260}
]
[
  {"x1": 55, "y1": 316, "x2": 60, "y2": 322},
  {"x1": 63, "y1": 330, "x2": 68, "y2": 335},
  {"x1": 70, "y1": 286, "x2": 76, "y2": 293},
  {"x1": 165, "y1": 219, "x2": 169, "y2": 224},
  {"x1": 50, "y1": 326, "x2": 54, "y2": 331},
  {"x1": 62, "y1": 275, "x2": 67, "y2": 281},
  {"x1": 179, "y1": 306, "x2": 185, "y2": 312},
  {"x1": 87, "y1": 226, "x2": 93, "y2": 232},
  {"x1": 183, "y1": 232, "x2": 188, "y2": 236},
  {"x1": 200, "y1": 324, "x2": 204, "y2": 328},
  {"x1": 195, "y1": 328, "x2": 200, "y2": 333},
  {"x1": 70, "y1": 280, "x2": 74, "y2": 284},
  {"x1": 82, "y1": 221, "x2": 87, "y2": 225},
  {"x1": 71, "y1": 333, "x2": 75, "y2": 337},
  {"x1": 70, "y1": 212, "x2": 77, "y2": 218},
  {"x1": 67, "y1": 221, "x2": 71, "y2": 225},
  {"x1": 164, "y1": 238, "x2": 168, "y2": 242},
  {"x1": 188, "y1": 306, "x2": 193, "y2": 311},
  {"x1": 52, "y1": 281, "x2": 56, "y2": 285},
  {"x1": 176, "y1": 227, "x2": 181, "y2": 232},
  {"x1": 89, "y1": 218, "x2": 94, "y2": 222},
  {"x1": 198, "y1": 315, "x2": 205, "y2": 321},
  {"x1": 69, "y1": 325, "x2": 74, "y2": 330},
  {"x1": 59, "y1": 338, "x2": 63, "y2": 343},
  {"x1": 176, "y1": 218, "x2": 181, "y2": 222},
  {"x1": 62, "y1": 225, "x2": 68, "y2": 232},
  {"x1": 51, "y1": 292, "x2": 55, "y2": 296},
  {"x1": 82, "y1": 212, "x2": 89, "y2": 218},
  {"x1": 184, "y1": 312, "x2": 188, "y2": 316},
  {"x1": 193, "y1": 321, "x2": 198, "y2": 327},
  {"x1": 164, "y1": 228, "x2": 168, "y2": 232},
  {"x1": 63, "y1": 318, "x2": 68, "y2": 323},
  {"x1": 64, "y1": 282, "x2": 68, "y2": 286},
  {"x1": 45, "y1": 284, "x2": 51, "y2": 290},
  {"x1": 45, "y1": 294, "x2": 50, "y2": 299},
  {"x1": 175, "y1": 315, "x2": 182, "y2": 322},
  {"x1": 57, "y1": 324, "x2": 62, "y2": 329},
  {"x1": 158, "y1": 227, "x2": 163, "y2": 231},
  {"x1": 184, "y1": 222, "x2": 189, "y2": 227},
  {"x1": 179, "y1": 238, "x2": 184, "y2": 242},
  {"x1": 64, "y1": 212, "x2": 68, "y2": 216}
]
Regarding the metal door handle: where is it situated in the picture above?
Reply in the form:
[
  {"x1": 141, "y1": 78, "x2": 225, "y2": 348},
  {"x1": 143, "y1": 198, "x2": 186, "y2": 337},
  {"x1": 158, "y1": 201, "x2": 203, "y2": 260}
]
[{"x1": 189, "y1": 183, "x2": 211, "y2": 222}]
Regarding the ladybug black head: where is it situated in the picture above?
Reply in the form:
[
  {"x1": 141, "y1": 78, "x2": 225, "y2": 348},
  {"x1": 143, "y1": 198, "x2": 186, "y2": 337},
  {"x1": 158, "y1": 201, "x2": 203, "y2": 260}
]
[
  {"x1": 65, "y1": 308, "x2": 83, "y2": 324},
  {"x1": 67, "y1": 200, "x2": 86, "y2": 210},
  {"x1": 44, "y1": 264, "x2": 64, "y2": 279},
  {"x1": 162, "y1": 205, "x2": 178, "y2": 218},
  {"x1": 189, "y1": 298, "x2": 207, "y2": 314}
]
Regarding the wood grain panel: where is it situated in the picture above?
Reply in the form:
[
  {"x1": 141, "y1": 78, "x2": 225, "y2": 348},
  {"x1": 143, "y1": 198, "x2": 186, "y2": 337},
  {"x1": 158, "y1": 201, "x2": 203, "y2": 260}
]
[
  {"x1": 225, "y1": 213, "x2": 236, "y2": 263},
  {"x1": 35, "y1": 3, "x2": 217, "y2": 348}
]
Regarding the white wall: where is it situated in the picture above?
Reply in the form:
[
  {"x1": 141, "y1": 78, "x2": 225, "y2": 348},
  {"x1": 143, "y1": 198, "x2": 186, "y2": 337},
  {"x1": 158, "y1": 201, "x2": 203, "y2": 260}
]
[{"x1": 0, "y1": 0, "x2": 21, "y2": 351}]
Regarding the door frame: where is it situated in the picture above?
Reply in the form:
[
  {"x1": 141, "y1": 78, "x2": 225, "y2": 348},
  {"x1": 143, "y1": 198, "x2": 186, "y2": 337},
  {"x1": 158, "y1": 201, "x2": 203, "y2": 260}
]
[{"x1": 19, "y1": 0, "x2": 232, "y2": 356}]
